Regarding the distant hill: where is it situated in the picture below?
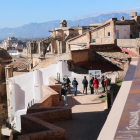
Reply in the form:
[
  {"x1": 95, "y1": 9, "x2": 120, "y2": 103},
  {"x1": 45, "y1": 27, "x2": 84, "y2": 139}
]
[{"x1": 0, "y1": 13, "x2": 138, "y2": 39}]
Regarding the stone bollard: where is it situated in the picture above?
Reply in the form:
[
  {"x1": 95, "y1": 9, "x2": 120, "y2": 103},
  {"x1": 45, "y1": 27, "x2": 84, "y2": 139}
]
[{"x1": 107, "y1": 90, "x2": 112, "y2": 109}]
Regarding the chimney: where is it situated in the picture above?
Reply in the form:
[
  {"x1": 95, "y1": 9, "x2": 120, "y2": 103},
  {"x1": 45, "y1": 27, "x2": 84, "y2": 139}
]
[
  {"x1": 121, "y1": 16, "x2": 124, "y2": 21},
  {"x1": 130, "y1": 12, "x2": 137, "y2": 18}
]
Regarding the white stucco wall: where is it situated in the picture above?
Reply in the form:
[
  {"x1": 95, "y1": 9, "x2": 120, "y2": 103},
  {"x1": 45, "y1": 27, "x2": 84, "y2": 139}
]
[
  {"x1": 7, "y1": 50, "x2": 20, "y2": 57},
  {"x1": 116, "y1": 25, "x2": 130, "y2": 39},
  {"x1": 8, "y1": 61, "x2": 66, "y2": 131},
  {"x1": 9, "y1": 71, "x2": 35, "y2": 131},
  {"x1": 117, "y1": 39, "x2": 137, "y2": 47},
  {"x1": 53, "y1": 61, "x2": 91, "y2": 90},
  {"x1": 8, "y1": 60, "x2": 104, "y2": 131}
]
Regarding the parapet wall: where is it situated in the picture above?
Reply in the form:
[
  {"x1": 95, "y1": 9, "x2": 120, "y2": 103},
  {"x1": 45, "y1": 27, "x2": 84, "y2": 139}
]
[
  {"x1": 32, "y1": 53, "x2": 72, "y2": 70},
  {"x1": 117, "y1": 38, "x2": 140, "y2": 55},
  {"x1": 117, "y1": 39, "x2": 137, "y2": 47},
  {"x1": 71, "y1": 49, "x2": 89, "y2": 63},
  {"x1": 97, "y1": 60, "x2": 138, "y2": 140},
  {"x1": 90, "y1": 44, "x2": 116, "y2": 51}
]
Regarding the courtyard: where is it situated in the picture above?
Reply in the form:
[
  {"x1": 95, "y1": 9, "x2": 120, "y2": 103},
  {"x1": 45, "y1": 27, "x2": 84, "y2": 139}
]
[{"x1": 54, "y1": 90, "x2": 109, "y2": 140}]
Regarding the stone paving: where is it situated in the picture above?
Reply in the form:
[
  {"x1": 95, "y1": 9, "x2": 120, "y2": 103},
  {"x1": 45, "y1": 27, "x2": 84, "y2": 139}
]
[{"x1": 54, "y1": 90, "x2": 109, "y2": 140}]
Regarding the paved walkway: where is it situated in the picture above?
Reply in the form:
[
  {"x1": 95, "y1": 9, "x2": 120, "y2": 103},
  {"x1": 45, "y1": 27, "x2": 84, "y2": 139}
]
[{"x1": 54, "y1": 90, "x2": 109, "y2": 140}]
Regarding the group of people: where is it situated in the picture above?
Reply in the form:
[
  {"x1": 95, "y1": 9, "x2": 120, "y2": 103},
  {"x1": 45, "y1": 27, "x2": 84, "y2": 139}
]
[
  {"x1": 89, "y1": 76, "x2": 99, "y2": 94},
  {"x1": 101, "y1": 76, "x2": 109, "y2": 93},
  {"x1": 89, "y1": 75, "x2": 109, "y2": 95},
  {"x1": 60, "y1": 77, "x2": 78, "y2": 106},
  {"x1": 62, "y1": 77, "x2": 78, "y2": 96},
  {"x1": 60, "y1": 76, "x2": 109, "y2": 106}
]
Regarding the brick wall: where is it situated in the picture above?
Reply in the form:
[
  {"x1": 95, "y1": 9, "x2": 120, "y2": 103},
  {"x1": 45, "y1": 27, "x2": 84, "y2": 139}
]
[
  {"x1": 19, "y1": 107, "x2": 71, "y2": 140},
  {"x1": 49, "y1": 77, "x2": 59, "y2": 85},
  {"x1": 49, "y1": 84, "x2": 62, "y2": 93},
  {"x1": 19, "y1": 129, "x2": 66, "y2": 140},
  {"x1": 89, "y1": 44, "x2": 116, "y2": 51},
  {"x1": 38, "y1": 95, "x2": 53, "y2": 107},
  {"x1": 21, "y1": 115, "x2": 50, "y2": 134},
  {"x1": 27, "y1": 107, "x2": 64, "y2": 114},
  {"x1": 18, "y1": 80, "x2": 72, "y2": 140},
  {"x1": 32, "y1": 107, "x2": 72, "y2": 123},
  {"x1": 19, "y1": 115, "x2": 66, "y2": 140},
  {"x1": 71, "y1": 45, "x2": 116, "y2": 64},
  {"x1": 71, "y1": 49, "x2": 89, "y2": 63},
  {"x1": 41, "y1": 85, "x2": 61, "y2": 107}
]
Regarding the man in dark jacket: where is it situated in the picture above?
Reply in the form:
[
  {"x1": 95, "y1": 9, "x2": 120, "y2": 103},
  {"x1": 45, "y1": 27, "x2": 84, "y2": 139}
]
[
  {"x1": 72, "y1": 78, "x2": 78, "y2": 96},
  {"x1": 65, "y1": 77, "x2": 71, "y2": 85},
  {"x1": 63, "y1": 77, "x2": 66, "y2": 83},
  {"x1": 82, "y1": 76, "x2": 88, "y2": 95},
  {"x1": 60, "y1": 83, "x2": 68, "y2": 106},
  {"x1": 65, "y1": 77, "x2": 71, "y2": 94},
  {"x1": 101, "y1": 76, "x2": 105, "y2": 93}
]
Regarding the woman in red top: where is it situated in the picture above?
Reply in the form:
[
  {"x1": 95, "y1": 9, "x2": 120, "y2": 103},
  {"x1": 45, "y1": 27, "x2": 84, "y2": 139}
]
[{"x1": 93, "y1": 77, "x2": 99, "y2": 95}]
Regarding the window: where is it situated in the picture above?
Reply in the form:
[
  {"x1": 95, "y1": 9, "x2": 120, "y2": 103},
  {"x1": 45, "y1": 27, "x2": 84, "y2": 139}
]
[
  {"x1": 116, "y1": 31, "x2": 119, "y2": 39},
  {"x1": 108, "y1": 32, "x2": 110, "y2": 36},
  {"x1": 92, "y1": 39, "x2": 96, "y2": 43}
]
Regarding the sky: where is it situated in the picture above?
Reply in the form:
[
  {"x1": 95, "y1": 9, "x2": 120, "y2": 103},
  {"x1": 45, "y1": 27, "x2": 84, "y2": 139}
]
[{"x1": 0, "y1": 0, "x2": 140, "y2": 28}]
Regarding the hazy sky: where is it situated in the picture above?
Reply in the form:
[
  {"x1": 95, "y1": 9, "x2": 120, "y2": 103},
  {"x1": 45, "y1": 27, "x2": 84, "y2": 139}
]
[{"x1": 0, "y1": 0, "x2": 140, "y2": 28}]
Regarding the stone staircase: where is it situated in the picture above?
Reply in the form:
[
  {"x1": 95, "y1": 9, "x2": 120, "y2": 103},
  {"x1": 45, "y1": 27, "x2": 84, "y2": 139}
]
[
  {"x1": 14, "y1": 60, "x2": 30, "y2": 71},
  {"x1": 43, "y1": 35, "x2": 61, "y2": 44}
]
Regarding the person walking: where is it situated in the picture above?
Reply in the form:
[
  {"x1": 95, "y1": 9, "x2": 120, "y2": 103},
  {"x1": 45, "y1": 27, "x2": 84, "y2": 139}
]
[
  {"x1": 104, "y1": 77, "x2": 108, "y2": 93},
  {"x1": 72, "y1": 78, "x2": 78, "y2": 96},
  {"x1": 101, "y1": 76, "x2": 105, "y2": 93},
  {"x1": 82, "y1": 76, "x2": 88, "y2": 95},
  {"x1": 60, "y1": 83, "x2": 68, "y2": 106},
  {"x1": 65, "y1": 77, "x2": 71, "y2": 94},
  {"x1": 63, "y1": 77, "x2": 66, "y2": 83},
  {"x1": 93, "y1": 77, "x2": 99, "y2": 95},
  {"x1": 89, "y1": 76, "x2": 94, "y2": 94},
  {"x1": 65, "y1": 77, "x2": 71, "y2": 86}
]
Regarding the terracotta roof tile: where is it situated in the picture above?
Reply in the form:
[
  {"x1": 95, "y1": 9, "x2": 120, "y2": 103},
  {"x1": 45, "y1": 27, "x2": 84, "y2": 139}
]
[
  {"x1": 9, "y1": 61, "x2": 25, "y2": 68},
  {"x1": 0, "y1": 48, "x2": 12, "y2": 60}
]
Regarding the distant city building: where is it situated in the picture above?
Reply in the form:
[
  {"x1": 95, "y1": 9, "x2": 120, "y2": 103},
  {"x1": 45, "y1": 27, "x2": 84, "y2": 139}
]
[
  {"x1": 7, "y1": 50, "x2": 20, "y2": 57},
  {"x1": 27, "y1": 20, "x2": 98, "y2": 59},
  {"x1": 4, "y1": 12, "x2": 140, "y2": 138},
  {"x1": 2, "y1": 37, "x2": 26, "y2": 51}
]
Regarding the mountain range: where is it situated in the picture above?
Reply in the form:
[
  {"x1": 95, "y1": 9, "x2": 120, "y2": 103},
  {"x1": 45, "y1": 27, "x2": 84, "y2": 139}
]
[{"x1": 0, "y1": 12, "x2": 139, "y2": 40}]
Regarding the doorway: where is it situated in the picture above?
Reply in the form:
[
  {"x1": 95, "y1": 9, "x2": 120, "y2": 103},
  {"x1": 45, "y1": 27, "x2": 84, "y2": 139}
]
[{"x1": 116, "y1": 31, "x2": 119, "y2": 39}]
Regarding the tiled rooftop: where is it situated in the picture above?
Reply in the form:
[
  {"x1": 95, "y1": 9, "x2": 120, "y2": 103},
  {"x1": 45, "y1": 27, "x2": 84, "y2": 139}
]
[{"x1": 0, "y1": 48, "x2": 12, "y2": 60}]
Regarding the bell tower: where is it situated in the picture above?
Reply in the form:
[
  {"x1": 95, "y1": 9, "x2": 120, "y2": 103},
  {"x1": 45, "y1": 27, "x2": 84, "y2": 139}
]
[{"x1": 60, "y1": 20, "x2": 67, "y2": 27}]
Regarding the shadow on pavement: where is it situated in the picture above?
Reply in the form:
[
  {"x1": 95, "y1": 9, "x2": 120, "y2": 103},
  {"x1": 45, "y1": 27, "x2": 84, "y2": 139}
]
[{"x1": 54, "y1": 110, "x2": 109, "y2": 140}]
